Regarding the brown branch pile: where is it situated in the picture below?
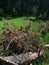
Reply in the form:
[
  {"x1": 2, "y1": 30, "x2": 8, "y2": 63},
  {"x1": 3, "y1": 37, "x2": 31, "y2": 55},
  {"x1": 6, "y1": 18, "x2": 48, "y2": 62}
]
[
  {"x1": 41, "y1": 23, "x2": 49, "y2": 36},
  {"x1": 0, "y1": 22, "x2": 42, "y2": 56},
  {"x1": 0, "y1": 18, "x2": 47, "y2": 65}
]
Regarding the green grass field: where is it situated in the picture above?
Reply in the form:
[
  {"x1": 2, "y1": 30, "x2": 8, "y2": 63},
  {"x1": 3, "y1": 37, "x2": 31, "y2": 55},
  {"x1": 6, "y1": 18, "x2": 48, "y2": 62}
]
[
  {"x1": 0, "y1": 17, "x2": 46, "y2": 34},
  {"x1": 0, "y1": 17, "x2": 49, "y2": 65}
]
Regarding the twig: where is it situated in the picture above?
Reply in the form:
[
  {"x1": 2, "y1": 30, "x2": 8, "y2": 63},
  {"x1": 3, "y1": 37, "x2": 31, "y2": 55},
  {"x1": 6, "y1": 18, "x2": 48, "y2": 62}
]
[{"x1": 6, "y1": 37, "x2": 14, "y2": 51}]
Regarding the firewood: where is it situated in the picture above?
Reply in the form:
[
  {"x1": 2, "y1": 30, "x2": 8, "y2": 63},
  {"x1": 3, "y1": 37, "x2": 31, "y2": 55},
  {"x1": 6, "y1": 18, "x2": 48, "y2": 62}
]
[
  {"x1": 0, "y1": 51, "x2": 45, "y2": 65},
  {"x1": 44, "y1": 44, "x2": 49, "y2": 49},
  {"x1": 0, "y1": 56, "x2": 18, "y2": 65}
]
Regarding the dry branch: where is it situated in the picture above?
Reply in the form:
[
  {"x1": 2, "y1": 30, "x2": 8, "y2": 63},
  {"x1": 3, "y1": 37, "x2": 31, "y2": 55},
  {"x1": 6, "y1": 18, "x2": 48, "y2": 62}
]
[
  {"x1": 0, "y1": 56, "x2": 17, "y2": 65},
  {"x1": 6, "y1": 37, "x2": 14, "y2": 51}
]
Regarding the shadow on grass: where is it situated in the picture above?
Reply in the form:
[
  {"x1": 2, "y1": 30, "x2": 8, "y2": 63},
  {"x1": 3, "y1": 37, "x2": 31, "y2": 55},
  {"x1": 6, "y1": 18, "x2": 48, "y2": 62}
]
[{"x1": 0, "y1": 16, "x2": 25, "y2": 21}]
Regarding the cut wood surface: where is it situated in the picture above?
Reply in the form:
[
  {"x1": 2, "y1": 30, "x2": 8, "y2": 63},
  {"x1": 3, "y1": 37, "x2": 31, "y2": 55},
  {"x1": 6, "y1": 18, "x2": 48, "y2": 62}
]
[{"x1": 44, "y1": 44, "x2": 49, "y2": 48}]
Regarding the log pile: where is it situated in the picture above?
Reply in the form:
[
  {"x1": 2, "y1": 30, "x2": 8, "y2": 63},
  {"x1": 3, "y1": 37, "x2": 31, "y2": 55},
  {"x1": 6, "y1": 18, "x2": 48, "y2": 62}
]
[
  {"x1": 0, "y1": 28, "x2": 41, "y2": 56},
  {"x1": 0, "y1": 51, "x2": 45, "y2": 65},
  {"x1": 0, "y1": 44, "x2": 49, "y2": 65},
  {"x1": 0, "y1": 23, "x2": 48, "y2": 65}
]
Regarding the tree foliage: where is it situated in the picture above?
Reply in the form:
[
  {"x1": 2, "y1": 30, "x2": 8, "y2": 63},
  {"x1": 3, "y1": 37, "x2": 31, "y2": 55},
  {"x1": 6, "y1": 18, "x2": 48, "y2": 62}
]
[{"x1": 0, "y1": 0, "x2": 49, "y2": 18}]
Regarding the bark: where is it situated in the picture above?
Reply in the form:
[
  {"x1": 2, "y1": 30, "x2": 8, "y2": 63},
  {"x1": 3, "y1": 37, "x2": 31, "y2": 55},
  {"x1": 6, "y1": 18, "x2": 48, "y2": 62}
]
[{"x1": 0, "y1": 51, "x2": 44, "y2": 65}]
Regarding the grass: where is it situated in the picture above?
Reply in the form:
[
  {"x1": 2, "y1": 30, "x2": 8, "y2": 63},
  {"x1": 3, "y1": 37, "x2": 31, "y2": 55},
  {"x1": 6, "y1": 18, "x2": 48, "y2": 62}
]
[
  {"x1": 0, "y1": 17, "x2": 49, "y2": 65},
  {"x1": 0, "y1": 17, "x2": 37, "y2": 35},
  {"x1": 0, "y1": 17, "x2": 44, "y2": 34}
]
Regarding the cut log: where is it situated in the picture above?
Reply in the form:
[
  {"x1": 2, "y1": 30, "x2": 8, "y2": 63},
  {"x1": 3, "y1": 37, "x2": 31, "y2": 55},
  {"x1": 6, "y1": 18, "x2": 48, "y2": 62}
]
[
  {"x1": 0, "y1": 51, "x2": 44, "y2": 65},
  {"x1": 44, "y1": 44, "x2": 49, "y2": 49},
  {"x1": 0, "y1": 56, "x2": 17, "y2": 65}
]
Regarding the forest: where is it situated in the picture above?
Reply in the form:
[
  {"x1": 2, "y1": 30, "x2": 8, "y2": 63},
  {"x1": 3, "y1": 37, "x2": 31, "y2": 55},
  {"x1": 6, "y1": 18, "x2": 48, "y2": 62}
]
[{"x1": 0, "y1": 0, "x2": 49, "y2": 18}]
